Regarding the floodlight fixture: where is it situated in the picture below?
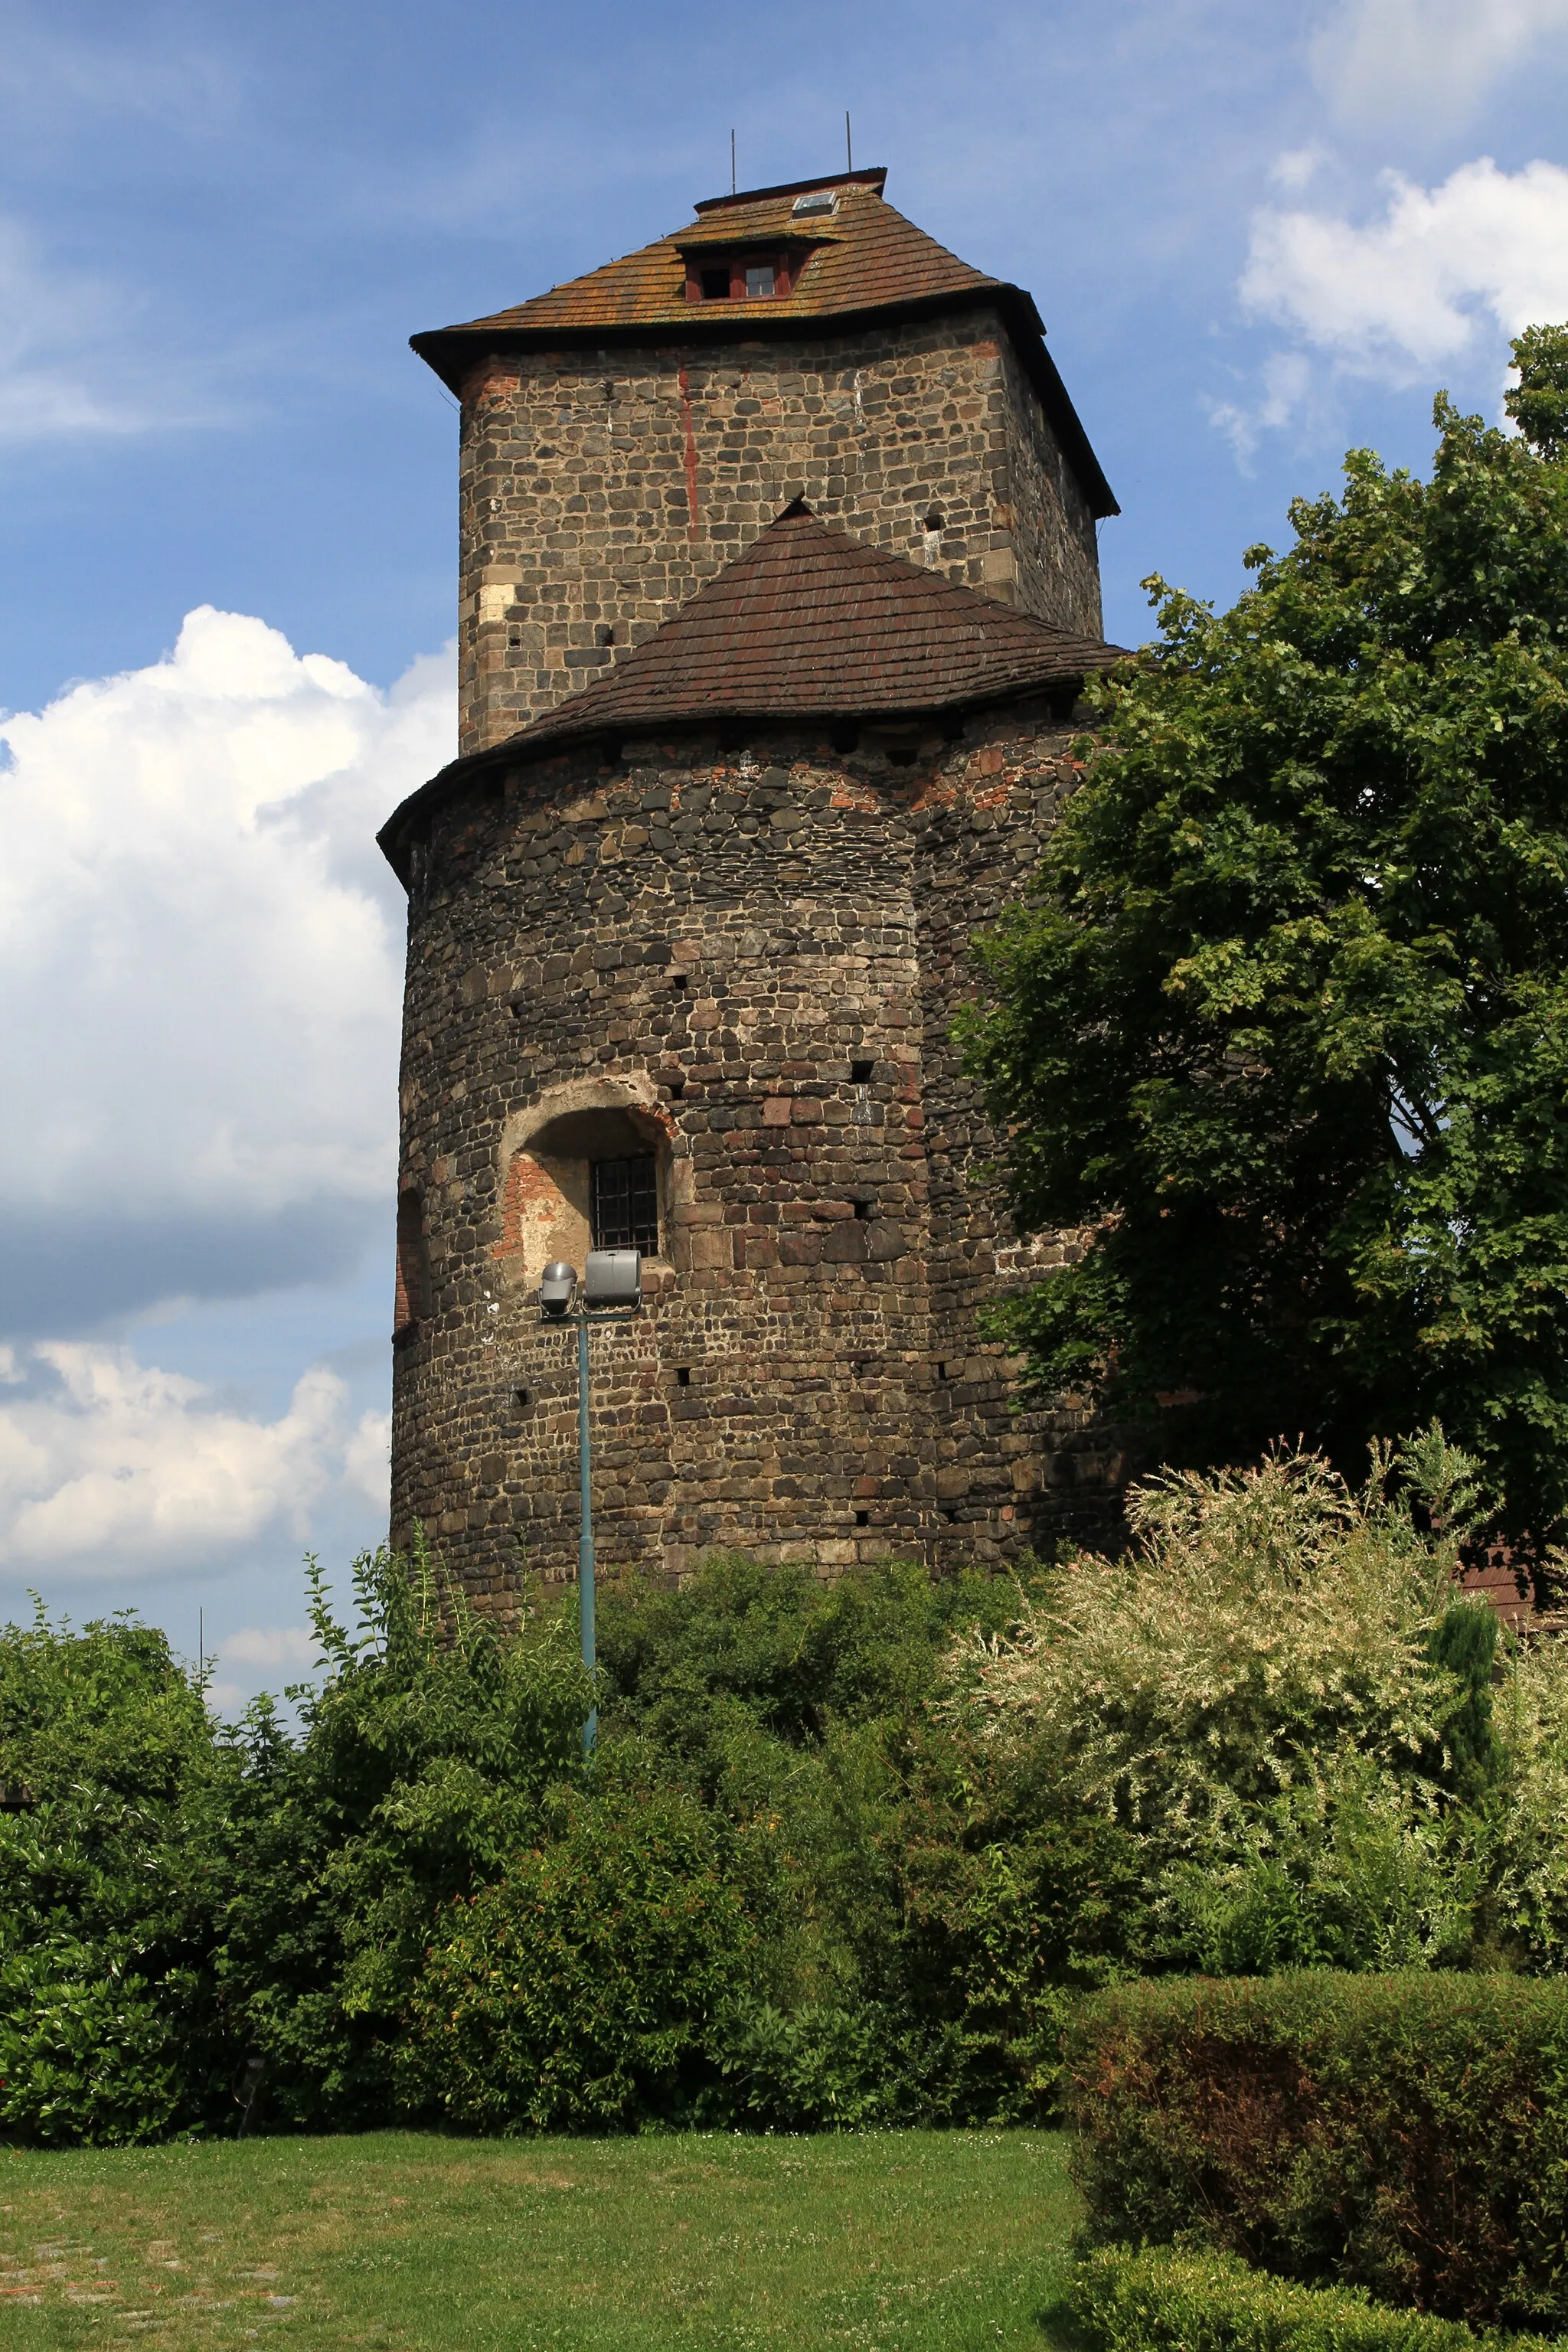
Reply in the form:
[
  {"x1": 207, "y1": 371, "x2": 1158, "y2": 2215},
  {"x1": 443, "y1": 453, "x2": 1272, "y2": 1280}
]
[
  {"x1": 539, "y1": 1259, "x2": 577, "y2": 1317},
  {"x1": 583, "y1": 1247, "x2": 642, "y2": 1312}
]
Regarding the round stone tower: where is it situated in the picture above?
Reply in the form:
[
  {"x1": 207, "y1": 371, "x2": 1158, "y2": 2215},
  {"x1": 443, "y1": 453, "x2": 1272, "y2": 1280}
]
[{"x1": 382, "y1": 170, "x2": 1122, "y2": 1607}]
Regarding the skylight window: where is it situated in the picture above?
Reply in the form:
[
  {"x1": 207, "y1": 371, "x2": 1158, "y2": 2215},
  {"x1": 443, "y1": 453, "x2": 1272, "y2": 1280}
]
[{"x1": 792, "y1": 189, "x2": 837, "y2": 216}]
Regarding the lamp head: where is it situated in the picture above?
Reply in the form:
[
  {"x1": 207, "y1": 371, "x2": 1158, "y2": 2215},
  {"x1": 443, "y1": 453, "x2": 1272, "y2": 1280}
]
[
  {"x1": 583, "y1": 1248, "x2": 642, "y2": 1312},
  {"x1": 538, "y1": 1260, "x2": 577, "y2": 1317}
]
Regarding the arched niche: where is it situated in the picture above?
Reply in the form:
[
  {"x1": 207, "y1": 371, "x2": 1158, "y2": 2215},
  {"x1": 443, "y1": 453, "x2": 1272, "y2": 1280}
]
[{"x1": 493, "y1": 1077, "x2": 683, "y2": 1292}]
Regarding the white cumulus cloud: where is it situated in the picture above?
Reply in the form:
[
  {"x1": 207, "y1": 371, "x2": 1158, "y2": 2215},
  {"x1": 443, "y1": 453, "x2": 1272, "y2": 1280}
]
[
  {"x1": 218, "y1": 1624, "x2": 318, "y2": 1669},
  {"x1": 1313, "y1": 0, "x2": 1568, "y2": 130},
  {"x1": 0, "y1": 1341, "x2": 363, "y2": 1573},
  {"x1": 1242, "y1": 156, "x2": 1568, "y2": 379},
  {"x1": 0, "y1": 610, "x2": 452, "y2": 1246},
  {"x1": 343, "y1": 1408, "x2": 392, "y2": 1511}
]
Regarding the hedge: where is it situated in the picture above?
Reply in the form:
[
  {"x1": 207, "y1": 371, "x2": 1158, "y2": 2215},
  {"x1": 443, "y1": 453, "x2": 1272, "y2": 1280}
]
[
  {"x1": 1063, "y1": 1972, "x2": 1568, "y2": 2331},
  {"x1": 1069, "y1": 2247, "x2": 1557, "y2": 2352}
]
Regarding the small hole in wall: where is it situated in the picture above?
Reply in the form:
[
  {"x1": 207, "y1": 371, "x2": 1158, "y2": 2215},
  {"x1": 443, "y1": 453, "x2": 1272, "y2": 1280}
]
[
  {"x1": 668, "y1": 1078, "x2": 686, "y2": 1101},
  {"x1": 676, "y1": 1366, "x2": 691, "y2": 1387},
  {"x1": 671, "y1": 973, "x2": 688, "y2": 993},
  {"x1": 851, "y1": 1059, "x2": 874, "y2": 1083},
  {"x1": 942, "y1": 1505, "x2": 959, "y2": 1524},
  {"x1": 595, "y1": 623, "x2": 616, "y2": 647},
  {"x1": 514, "y1": 1387, "x2": 532, "y2": 1411},
  {"x1": 853, "y1": 1198, "x2": 874, "y2": 1220},
  {"x1": 509, "y1": 999, "x2": 525, "y2": 1018},
  {"x1": 508, "y1": 631, "x2": 521, "y2": 648},
  {"x1": 937, "y1": 1362, "x2": 949, "y2": 1380},
  {"x1": 854, "y1": 1510, "x2": 870, "y2": 1527},
  {"x1": 924, "y1": 508, "x2": 944, "y2": 534}
]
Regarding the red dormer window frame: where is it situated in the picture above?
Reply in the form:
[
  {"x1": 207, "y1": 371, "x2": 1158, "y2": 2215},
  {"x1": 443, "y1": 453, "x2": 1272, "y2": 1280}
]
[{"x1": 683, "y1": 247, "x2": 804, "y2": 303}]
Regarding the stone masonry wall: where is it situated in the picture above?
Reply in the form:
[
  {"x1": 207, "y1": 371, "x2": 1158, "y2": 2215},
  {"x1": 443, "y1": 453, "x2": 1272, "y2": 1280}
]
[
  {"x1": 389, "y1": 697, "x2": 1116, "y2": 1615},
  {"x1": 1000, "y1": 334, "x2": 1104, "y2": 645},
  {"x1": 456, "y1": 309, "x2": 1104, "y2": 754}
]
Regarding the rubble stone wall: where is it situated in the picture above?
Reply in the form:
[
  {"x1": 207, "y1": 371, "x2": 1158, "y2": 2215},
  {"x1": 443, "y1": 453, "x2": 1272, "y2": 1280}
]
[
  {"x1": 389, "y1": 697, "x2": 1122, "y2": 1613},
  {"x1": 456, "y1": 308, "x2": 1104, "y2": 754}
]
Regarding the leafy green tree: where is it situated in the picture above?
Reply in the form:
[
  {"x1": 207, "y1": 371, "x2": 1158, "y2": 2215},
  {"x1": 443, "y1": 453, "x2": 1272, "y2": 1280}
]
[{"x1": 966, "y1": 325, "x2": 1568, "y2": 1558}]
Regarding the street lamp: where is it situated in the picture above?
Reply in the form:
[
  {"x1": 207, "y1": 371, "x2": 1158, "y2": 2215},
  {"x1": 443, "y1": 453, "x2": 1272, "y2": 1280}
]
[{"x1": 538, "y1": 1248, "x2": 642, "y2": 1752}]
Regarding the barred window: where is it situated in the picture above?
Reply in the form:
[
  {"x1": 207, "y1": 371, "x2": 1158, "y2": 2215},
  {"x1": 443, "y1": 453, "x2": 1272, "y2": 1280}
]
[{"x1": 591, "y1": 1155, "x2": 658, "y2": 1255}]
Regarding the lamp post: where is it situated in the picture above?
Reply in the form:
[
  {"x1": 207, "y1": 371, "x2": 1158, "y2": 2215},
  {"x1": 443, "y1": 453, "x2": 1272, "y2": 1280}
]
[{"x1": 538, "y1": 1248, "x2": 642, "y2": 1753}]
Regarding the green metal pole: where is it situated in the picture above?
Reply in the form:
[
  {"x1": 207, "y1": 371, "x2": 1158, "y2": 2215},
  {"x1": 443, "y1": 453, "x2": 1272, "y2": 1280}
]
[{"x1": 577, "y1": 1315, "x2": 596, "y2": 1753}]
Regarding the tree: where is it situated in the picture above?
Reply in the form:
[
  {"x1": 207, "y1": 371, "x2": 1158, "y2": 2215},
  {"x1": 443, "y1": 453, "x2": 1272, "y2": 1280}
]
[{"x1": 965, "y1": 327, "x2": 1568, "y2": 1562}]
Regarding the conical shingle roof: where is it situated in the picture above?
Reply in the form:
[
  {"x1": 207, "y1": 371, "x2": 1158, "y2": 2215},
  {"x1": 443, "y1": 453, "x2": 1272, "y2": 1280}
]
[
  {"x1": 519, "y1": 503, "x2": 1122, "y2": 744},
  {"x1": 377, "y1": 505, "x2": 1124, "y2": 878}
]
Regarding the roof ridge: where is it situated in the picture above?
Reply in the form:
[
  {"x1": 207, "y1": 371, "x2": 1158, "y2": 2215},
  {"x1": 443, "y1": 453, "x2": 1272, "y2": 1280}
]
[{"x1": 692, "y1": 167, "x2": 887, "y2": 214}]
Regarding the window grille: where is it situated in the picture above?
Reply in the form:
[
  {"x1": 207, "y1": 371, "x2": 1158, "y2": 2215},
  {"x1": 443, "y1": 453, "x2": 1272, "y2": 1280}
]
[{"x1": 591, "y1": 1155, "x2": 658, "y2": 1255}]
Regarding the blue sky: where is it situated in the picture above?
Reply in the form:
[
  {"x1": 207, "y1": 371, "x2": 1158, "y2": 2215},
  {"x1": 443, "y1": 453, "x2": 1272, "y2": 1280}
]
[{"x1": 3, "y1": 0, "x2": 1567, "y2": 1705}]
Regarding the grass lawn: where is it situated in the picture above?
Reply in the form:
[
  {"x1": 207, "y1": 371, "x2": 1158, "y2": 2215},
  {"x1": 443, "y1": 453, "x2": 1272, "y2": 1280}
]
[{"x1": 0, "y1": 2128, "x2": 1077, "y2": 2352}]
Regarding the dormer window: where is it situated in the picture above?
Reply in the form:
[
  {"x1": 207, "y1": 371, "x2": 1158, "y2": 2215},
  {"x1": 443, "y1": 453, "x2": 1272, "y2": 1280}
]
[{"x1": 684, "y1": 247, "x2": 803, "y2": 302}]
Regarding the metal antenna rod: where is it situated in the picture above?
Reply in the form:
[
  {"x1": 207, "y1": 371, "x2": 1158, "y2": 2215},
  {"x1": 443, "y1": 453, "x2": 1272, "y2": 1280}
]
[
  {"x1": 730, "y1": 128, "x2": 737, "y2": 194},
  {"x1": 845, "y1": 110, "x2": 852, "y2": 172}
]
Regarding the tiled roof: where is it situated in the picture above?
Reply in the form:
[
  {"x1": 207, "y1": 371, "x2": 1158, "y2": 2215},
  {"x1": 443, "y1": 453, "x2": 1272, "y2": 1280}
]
[
  {"x1": 429, "y1": 172, "x2": 994, "y2": 340},
  {"x1": 410, "y1": 171, "x2": 1116, "y2": 520},
  {"x1": 377, "y1": 505, "x2": 1124, "y2": 874},
  {"x1": 521, "y1": 502, "x2": 1122, "y2": 742}
]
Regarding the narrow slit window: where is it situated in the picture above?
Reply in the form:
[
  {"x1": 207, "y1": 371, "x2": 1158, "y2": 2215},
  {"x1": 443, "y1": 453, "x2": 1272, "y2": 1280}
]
[{"x1": 591, "y1": 1154, "x2": 659, "y2": 1255}]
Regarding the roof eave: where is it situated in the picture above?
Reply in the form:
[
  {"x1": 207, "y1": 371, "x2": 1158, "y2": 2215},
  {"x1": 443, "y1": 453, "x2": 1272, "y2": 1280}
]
[
  {"x1": 410, "y1": 281, "x2": 1118, "y2": 519},
  {"x1": 376, "y1": 658, "x2": 1119, "y2": 887}
]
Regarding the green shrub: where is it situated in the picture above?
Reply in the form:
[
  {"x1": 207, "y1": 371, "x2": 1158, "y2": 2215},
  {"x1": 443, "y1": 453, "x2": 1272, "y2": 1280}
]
[
  {"x1": 222, "y1": 1544, "x2": 592, "y2": 2129},
  {"x1": 0, "y1": 1939, "x2": 193, "y2": 2147},
  {"x1": 1155, "y1": 1753, "x2": 1474, "y2": 1975},
  {"x1": 1063, "y1": 1971, "x2": 1568, "y2": 2329},
  {"x1": 398, "y1": 1784, "x2": 763, "y2": 2131},
  {"x1": 0, "y1": 1606, "x2": 239, "y2": 2143},
  {"x1": 1069, "y1": 2246, "x2": 1555, "y2": 2352}
]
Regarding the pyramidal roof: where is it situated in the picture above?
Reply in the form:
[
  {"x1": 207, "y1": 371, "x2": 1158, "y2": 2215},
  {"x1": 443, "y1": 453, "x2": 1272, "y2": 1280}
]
[
  {"x1": 378, "y1": 504, "x2": 1123, "y2": 879},
  {"x1": 419, "y1": 171, "x2": 987, "y2": 343},
  {"x1": 410, "y1": 170, "x2": 1116, "y2": 521}
]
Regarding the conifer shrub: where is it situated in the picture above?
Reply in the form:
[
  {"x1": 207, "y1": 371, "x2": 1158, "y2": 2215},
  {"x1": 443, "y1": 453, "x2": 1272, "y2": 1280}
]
[
  {"x1": 1070, "y1": 2246, "x2": 1556, "y2": 2352},
  {"x1": 1063, "y1": 1971, "x2": 1568, "y2": 2330}
]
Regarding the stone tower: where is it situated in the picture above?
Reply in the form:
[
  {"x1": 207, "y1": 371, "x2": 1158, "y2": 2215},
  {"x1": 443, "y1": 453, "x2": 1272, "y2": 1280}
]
[{"x1": 383, "y1": 170, "x2": 1122, "y2": 1606}]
